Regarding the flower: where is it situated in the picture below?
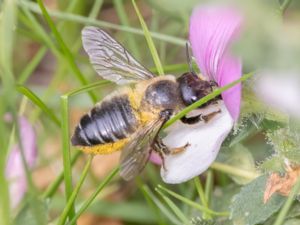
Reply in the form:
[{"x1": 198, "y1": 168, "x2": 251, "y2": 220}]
[
  {"x1": 254, "y1": 71, "x2": 300, "y2": 119},
  {"x1": 5, "y1": 116, "x2": 37, "y2": 208},
  {"x1": 189, "y1": 5, "x2": 243, "y2": 121},
  {"x1": 159, "y1": 5, "x2": 243, "y2": 183}
]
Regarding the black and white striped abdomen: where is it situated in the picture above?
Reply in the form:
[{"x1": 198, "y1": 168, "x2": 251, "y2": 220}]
[{"x1": 71, "y1": 95, "x2": 138, "y2": 146}]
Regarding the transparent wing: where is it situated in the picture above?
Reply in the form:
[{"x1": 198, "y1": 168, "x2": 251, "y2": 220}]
[
  {"x1": 120, "y1": 116, "x2": 166, "y2": 180},
  {"x1": 82, "y1": 26, "x2": 154, "y2": 84}
]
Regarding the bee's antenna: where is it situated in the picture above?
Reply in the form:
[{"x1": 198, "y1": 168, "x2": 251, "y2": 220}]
[{"x1": 185, "y1": 42, "x2": 197, "y2": 76}]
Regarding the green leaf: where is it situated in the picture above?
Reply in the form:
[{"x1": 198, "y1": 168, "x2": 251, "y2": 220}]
[
  {"x1": 260, "y1": 155, "x2": 286, "y2": 173},
  {"x1": 230, "y1": 175, "x2": 285, "y2": 225},
  {"x1": 228, "y1": 114, "x2": 263, "y2": 147},
  {"x1": 218, "y1": 144, "x2": 257, "y2": 185},
  {"x1": 16, "y1": 85, "x2": 60, "y2": 127},
  {"x1": 267, "y1": 128, "x2": 300, "y2": 164},
  {"x1": 191, "y1": 218, "x2": 218, "y2": 225},
  {"x1": 211, "y1": 185, "x2": 240, "y2": 213}
]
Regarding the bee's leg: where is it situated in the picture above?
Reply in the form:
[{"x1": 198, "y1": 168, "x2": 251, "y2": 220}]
[
  {"x1": 152, "y1": 138, "x2": 190, "y2": 170},
  {"x1": 181, "y1": 109, "x2": 221, "y2": 124},
  {"x1": 201, "y1": 109, "x2": 221, "y2": 123},
  {"x1": 153, "y1": 138, "x2": 186, "y2": 155},
  {"x1": 152, "y1": 139, "x2": 168, "y2": 170},
  {"x1": 181, "y1": 114, "x2": 202, "y2": 124}
]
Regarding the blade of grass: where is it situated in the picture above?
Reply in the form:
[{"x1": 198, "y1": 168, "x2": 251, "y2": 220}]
[
  {"x1": 150, "y1": 63, "x2": 189, "y2": 74},
  {"x1": 18, "y1": 0, "x2": 186, "y2": 46},
  {"x1": 0, "y1": 0, "x2": 18, "y2": 223},
  {"x1": 18, "y1": 0, "x2": 82, "y2": 85},
  {"x1": 66, "y1": 167, "x2": 119, "y2": 225},
  {"x1": 204, "y1": 170, "x2": 213, "y2": 214},
  {"x1": 26, "y1": 0, "x2": 105, "y2": 124},
  {"x1": 139, "y1": 184, "x2": 181, "y2": 225},
  {"x1": 137, "y1": 182, "x2": 166, "y2": 225},
  {"x1": 37, "y1": 0, "x2": 97, "y2": 103},
  {"x1": 61, "y1": 95, "x2": 76, "y2": 220},
  {"x1": 194, "y1": 177, "x2": 212, "y2": 220},
  {"x1": 57, "y1": 155, "x2": 93, "y2": 225},
  {"x1": 157, "y1": 185, "x2": 229, "y2": 217},
  {"x1": 42, "y1": 151, "x2": 81, "y2": 199},
  {"x1": 155, "y1": 188, "x2": 191, "y2": 225},
  {"x1": 280, "y1": 0, "x2": 292, "y2": 15},
  {"x1": 273, "y1": 178, "x2": 300, "y2": 225},
  {"x1": 163, "y1": 72, "x2": 254, "y2": 128},
  {"x1": 16, "y1": 85, "x2": 61, "y2": 127},
  {"x1": 89, "y1": 0, "x2": 104, "y2": 19},
  {"x1": 66, "y1": 80, "x2": 111, "y2": 97},
  {"x1": 19, "y1": 8, "x2": 62, "y2": 57},
  {"x1": 132, "y1": 0, "x2": 164, "y2": 75},
  {"x1": 18, "y1": 47, "x2": 47, "y2": 84},
  {"x1": 113, "y1": 0, "x2": 141, "y2": 59}
]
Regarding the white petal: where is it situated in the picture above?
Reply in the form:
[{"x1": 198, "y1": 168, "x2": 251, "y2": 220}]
[{"x1": 161, "y1": 101, "x2": 233, "y2": 184}]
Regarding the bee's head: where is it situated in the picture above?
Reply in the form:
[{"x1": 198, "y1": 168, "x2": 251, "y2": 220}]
[{"x1": 177, "y1": 72, "x2": 218, "y2": 106}]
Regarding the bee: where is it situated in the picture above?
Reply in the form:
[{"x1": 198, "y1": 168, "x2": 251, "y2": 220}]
[{"x1": 71, "y1": 27, "x2": 220, "y2": 180}]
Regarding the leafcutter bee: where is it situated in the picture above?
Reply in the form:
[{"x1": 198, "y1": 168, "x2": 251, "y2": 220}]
[{"x1": 71, "y1": 27, "x2": 220, "y2": 180}]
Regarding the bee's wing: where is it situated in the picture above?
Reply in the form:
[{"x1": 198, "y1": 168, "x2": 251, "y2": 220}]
[
  {"x1": 119, "y1": 116, "x2": 165, "y2": 180},
  {"x1": 82, "y1": 26, "x2": 154, "y2": 85}
]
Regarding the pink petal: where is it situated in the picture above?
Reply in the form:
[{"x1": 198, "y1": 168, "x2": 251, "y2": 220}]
[
  {"x1": 189, "y1": 6, "x2": 242, "y2": 81},
  {"x1": 218, "y1": 55, "x2": 242, "y2": 120},
  {"x1": 149, "y1": 152, "x2": 162, "y2": 165},
  {"x1": 189, "y1": 5, "x2": 243, "y2": 120},
  {"x1": 5, "y1": 117, "x2": 37, "y2": 208}
]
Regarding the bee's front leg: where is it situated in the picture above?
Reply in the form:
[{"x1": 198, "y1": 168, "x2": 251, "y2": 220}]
[{"x1": 181, "y1": 109, "x2": 221, "y2": 124}]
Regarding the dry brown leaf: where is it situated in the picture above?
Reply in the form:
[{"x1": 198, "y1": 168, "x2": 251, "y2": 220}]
[
  {"x1": 263, "y1": 166, "x2": 300, "y2": 203},
  {"x1": 78, "y1": 213, "x2": 123, "y2": 225}
]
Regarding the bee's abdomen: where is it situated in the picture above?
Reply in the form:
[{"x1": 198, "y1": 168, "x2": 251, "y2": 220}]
[{"x1": 71, "y1": 95, "x2": 137, "y2": 146}]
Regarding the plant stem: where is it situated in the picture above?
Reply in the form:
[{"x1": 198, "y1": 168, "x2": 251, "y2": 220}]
[
  {"x1": 42, "y1": 151, "x2": 81, "y2": 199},
  {"x1": 157, "y1": 185, "x2": 229, "y2": 216},
  {"x1": 61, "y1": 95, "x2": 76, "y2": 220},
  {"x1": 156, "y1": 188, "x2": 191, "y2": 225},
  {"x1": 280, "y1": 0, "x2": 292, "y2": 14},
  {"x1": 194, "y1": 178, "x2": 212, "y2": 220},
  {"x1": 204, "y1": 171, "x2": 213, "y2": 211},
  {"x1": 210, "y1": 162, "x2": 260, "y2": 180},
  {"x1": 66, "y1": 167, "x2": 119, "y2": 225},
  {"x1": 57, "y1": 155, "x2": 93, "y2": 225},
  {"x1": 273, "y1": 178, "x2": 300, "y2": 225}
]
